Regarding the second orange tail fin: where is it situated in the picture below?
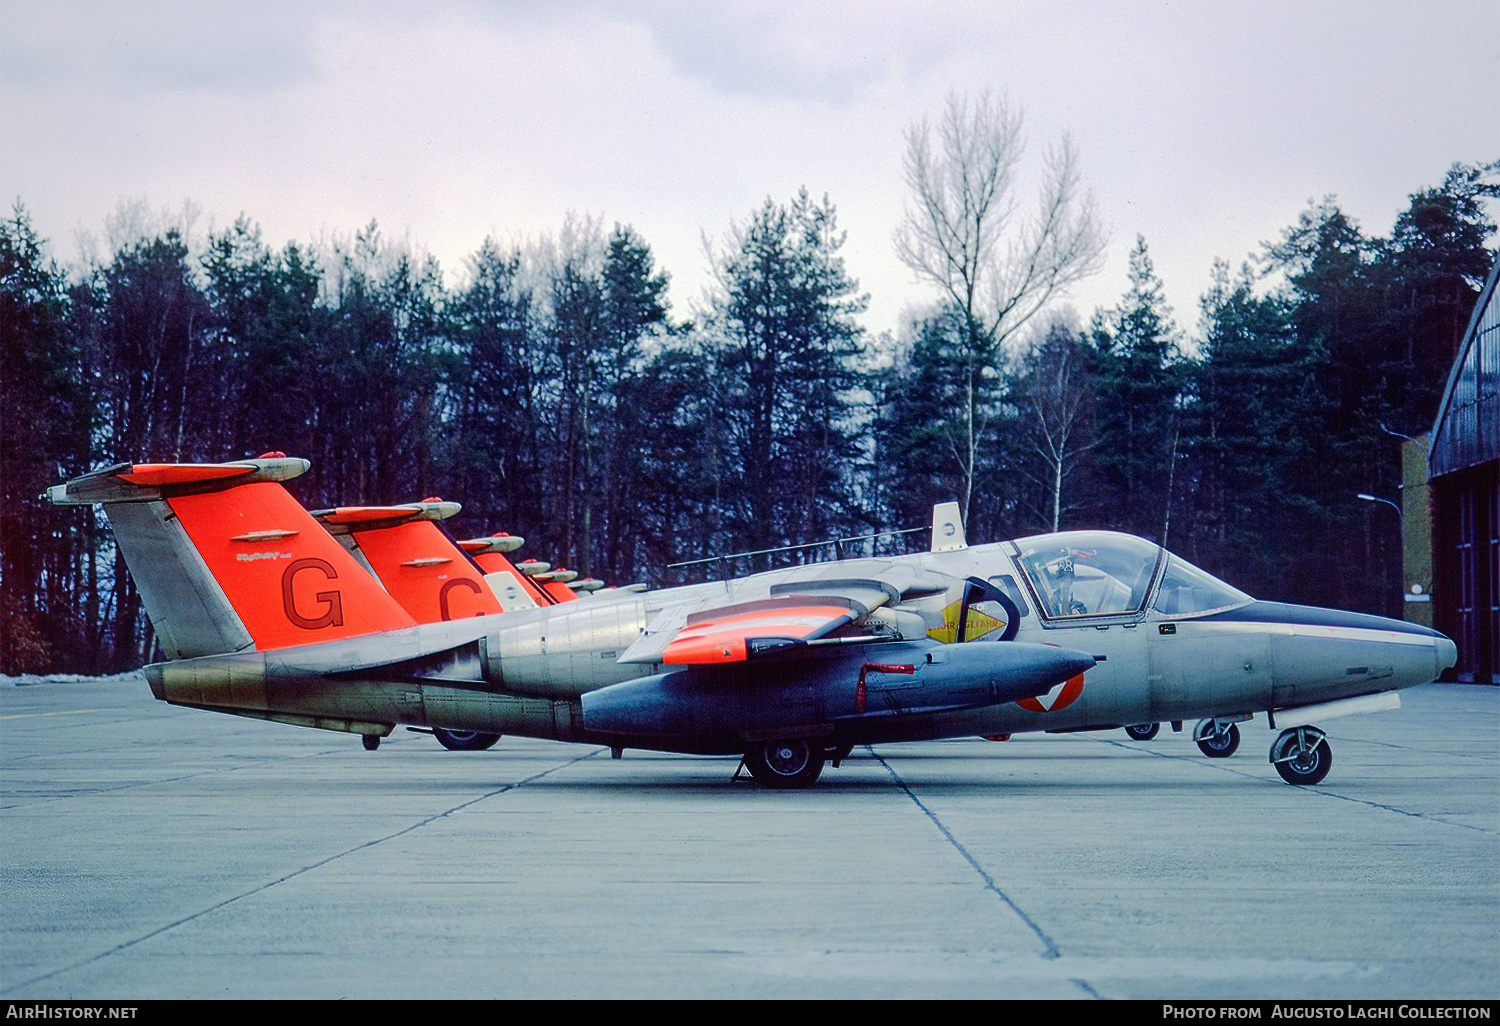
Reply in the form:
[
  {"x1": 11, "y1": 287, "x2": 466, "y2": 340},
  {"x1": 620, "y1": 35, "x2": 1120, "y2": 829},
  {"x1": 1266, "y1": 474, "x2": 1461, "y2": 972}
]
[{"x1": 313, "y1": 501, "x2": 504, "y2": 623}]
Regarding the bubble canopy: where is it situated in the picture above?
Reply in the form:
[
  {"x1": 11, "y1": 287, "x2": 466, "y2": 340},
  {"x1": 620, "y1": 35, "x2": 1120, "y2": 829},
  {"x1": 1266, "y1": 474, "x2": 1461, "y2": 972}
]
[{"x1": 1007, "y1": 531, "x2": 1252, "y2": 621}]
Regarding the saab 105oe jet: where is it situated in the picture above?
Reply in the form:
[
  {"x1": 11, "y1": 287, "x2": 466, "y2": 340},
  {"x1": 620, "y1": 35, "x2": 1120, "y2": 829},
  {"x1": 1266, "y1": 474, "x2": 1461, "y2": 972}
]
[{"x1": 47, "y1": 454, "x2": 1456, "y2": 789}]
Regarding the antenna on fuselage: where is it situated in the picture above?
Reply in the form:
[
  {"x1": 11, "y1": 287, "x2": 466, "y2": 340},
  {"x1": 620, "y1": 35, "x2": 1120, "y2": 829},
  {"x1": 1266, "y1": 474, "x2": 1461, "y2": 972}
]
[{"x1": 930, "y1": 502, "x2": 968, "y2": 553}]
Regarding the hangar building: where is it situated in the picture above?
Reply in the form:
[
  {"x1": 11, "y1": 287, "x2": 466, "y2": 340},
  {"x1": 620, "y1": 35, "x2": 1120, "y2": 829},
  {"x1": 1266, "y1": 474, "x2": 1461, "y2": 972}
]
[{"x1": 1430, "y1": 257, "x2": 1499, "y2": 684}]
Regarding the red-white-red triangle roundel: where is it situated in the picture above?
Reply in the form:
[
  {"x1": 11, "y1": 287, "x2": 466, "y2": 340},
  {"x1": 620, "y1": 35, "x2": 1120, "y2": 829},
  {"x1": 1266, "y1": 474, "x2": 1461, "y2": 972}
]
[{"x1": 1017, "y1": 673, "x2": 1085, "y2": 714}]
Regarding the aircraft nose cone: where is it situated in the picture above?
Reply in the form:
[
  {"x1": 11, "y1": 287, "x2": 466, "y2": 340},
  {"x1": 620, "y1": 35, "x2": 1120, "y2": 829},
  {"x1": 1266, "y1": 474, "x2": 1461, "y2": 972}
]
[
  {"x1": 1225, "y1": 601, "x2": 1459, "y2": 691},
  {"x1": 1437, "y1": 636, "x2": 1457, "y2": 675}
]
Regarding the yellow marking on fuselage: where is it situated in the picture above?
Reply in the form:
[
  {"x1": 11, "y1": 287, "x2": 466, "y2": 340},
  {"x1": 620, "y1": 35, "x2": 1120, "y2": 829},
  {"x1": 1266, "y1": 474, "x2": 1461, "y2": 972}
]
[{"x1": 926, "y1": 601, "x2": 1005, "y2": 644}]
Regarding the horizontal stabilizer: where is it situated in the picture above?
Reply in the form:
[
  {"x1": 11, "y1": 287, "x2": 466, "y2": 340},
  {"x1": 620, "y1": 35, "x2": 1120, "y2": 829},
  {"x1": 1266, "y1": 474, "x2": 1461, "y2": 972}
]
[
  {"x1": 312, "y1": 501, "x2": 462, "y2": 527},
  {"x1": 47, "y1": 455, "x2": 310, "y2": 504}
]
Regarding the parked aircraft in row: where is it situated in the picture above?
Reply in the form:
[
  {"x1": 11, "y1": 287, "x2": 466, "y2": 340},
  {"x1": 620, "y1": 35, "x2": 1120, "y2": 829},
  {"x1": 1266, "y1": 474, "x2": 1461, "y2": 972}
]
[{"x1": 47, "y1": 454, "x2": 1455, "y2": 788}]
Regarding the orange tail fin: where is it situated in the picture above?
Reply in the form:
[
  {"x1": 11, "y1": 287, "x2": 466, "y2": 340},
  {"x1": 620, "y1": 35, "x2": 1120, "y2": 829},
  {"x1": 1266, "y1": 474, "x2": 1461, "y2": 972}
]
[
  {"x1": 48, "y1": 456, "x2": 417, "y2": 658},
  {"x1": 313, "y1": 501, "x2": 504, "y2": 623}
]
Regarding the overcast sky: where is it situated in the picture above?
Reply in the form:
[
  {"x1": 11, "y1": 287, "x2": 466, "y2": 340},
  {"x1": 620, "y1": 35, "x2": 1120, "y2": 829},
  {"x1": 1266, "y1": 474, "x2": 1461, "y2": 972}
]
[{"x1": 3, "y1": 0, "x2": 1497, "y2": 342}]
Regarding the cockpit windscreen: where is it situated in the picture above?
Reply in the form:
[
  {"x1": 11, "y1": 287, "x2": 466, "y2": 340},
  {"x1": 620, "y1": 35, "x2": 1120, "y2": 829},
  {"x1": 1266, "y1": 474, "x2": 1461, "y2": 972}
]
[{"x1": 1151, "y1": 556, "x2": 1252, "y2": 616}]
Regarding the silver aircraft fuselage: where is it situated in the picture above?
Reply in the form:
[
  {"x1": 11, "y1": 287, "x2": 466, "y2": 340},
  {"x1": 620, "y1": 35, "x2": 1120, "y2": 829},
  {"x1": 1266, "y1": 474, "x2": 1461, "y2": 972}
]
[{"x1": 147, "y1": 529, "x2": 1455, "y2": 761}]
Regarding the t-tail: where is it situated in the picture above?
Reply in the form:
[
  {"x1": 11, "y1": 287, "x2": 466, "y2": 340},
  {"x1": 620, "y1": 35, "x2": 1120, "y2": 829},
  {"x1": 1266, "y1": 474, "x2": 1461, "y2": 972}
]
[
  {"x1": 456, "y1": 534, "x2": 553, "y2": 612},
  {"x1": 311, "y1": 500, "x2": 504, "y2": 623},
  {"x1": 47, "y1": 454, "x2": 417, "y2": 658}
]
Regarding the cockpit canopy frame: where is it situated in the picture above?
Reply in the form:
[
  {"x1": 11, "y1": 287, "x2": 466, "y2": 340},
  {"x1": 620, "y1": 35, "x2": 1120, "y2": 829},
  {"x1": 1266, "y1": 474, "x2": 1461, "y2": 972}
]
[{"x1": 1006, "y1": 531, "x2": 1252, "y2": 627}]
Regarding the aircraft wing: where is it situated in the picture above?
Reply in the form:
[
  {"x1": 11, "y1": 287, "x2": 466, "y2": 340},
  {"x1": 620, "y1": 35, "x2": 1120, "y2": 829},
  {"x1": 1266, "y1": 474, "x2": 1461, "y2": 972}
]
[{"x1": 618, "y1": 561, "x2": 953, "y2": 666}]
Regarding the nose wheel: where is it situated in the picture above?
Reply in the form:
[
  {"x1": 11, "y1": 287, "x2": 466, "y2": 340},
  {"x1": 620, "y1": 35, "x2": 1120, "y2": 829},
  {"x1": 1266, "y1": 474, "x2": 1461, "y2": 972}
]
[
  {"x1": 1124, "y1": 722, "x2": 1160, "y2": 741},
  {"x1": 1270, "y1": 726, "x2": 1332, "y2": 785}
]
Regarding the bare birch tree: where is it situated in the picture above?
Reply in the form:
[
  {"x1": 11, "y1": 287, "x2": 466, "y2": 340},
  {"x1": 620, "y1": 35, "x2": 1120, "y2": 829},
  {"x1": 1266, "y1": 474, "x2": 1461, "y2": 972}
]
[
  {"x1": 894, "y1": 91, "x2": 1105, "y2": 520},
  {"x1": 1018, "y1": 321, "x2": 1097, "y2": 532}
]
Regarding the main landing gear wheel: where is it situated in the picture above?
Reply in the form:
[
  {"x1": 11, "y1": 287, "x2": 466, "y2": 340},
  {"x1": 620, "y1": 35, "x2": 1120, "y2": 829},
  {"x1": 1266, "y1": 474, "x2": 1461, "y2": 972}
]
[
  {"x1": 433, "y1": 728, "x2": 501, "y2": 752},
  {"x1": 1124, "y1": 722, "x2": 1160, "y2": 741},
  {"x1": 1194, "y1": 719, "x2": 1241, "y2": 758},
  {"x1": 744, "y1": 739, "x2": 825, "y2": 789},
  {"x1": 1271, "y1": 727, "x2": 1332, "y2": 785}
]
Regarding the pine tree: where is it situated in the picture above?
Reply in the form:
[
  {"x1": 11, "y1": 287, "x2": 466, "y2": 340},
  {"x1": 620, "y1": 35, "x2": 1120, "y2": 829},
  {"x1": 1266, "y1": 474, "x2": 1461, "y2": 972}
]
[
  {"x1": 309, "y1": 221, "x2": 447, "y2": 507},
  {"x1": 873, "y1": 310, "x2": 976, "y2": 537},
  {"x1": 595, "y1": 225, "x2": 672, "y2": 581},
  {"x1": 706, "y1": 190, "x2": 869, "y2": 560},
  {"x1": 443, "y1": 237, "x2": 540, "y2": 536},
  {"x1": 201, "y1": 217, "x2": 323, "y2": 461},
  {"x1": 1090, "y1": 236, "x2": 1184, "y2": 541},
  {"x1": 1381, "y1": 160, "x2": 1500, "y2": 431},
  {"x1": 1180, "y1": 260, "x2": 1315, "y2": 597},
  {"x1": 0, "y1": 207, "x2": 92, "y2": 672}
]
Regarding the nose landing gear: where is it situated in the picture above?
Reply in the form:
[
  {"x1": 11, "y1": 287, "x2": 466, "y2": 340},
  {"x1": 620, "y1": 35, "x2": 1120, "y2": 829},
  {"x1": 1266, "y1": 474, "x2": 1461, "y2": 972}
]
[{"x1": 1270, "y1": 726, "x2": 1331, "y2": 785}]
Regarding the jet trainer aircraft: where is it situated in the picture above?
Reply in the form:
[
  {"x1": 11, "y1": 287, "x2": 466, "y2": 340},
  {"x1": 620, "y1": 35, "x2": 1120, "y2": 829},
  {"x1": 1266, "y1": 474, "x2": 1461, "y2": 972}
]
[{"x1": 47, "y1": 454, "x2": 1456, "y2": 789}]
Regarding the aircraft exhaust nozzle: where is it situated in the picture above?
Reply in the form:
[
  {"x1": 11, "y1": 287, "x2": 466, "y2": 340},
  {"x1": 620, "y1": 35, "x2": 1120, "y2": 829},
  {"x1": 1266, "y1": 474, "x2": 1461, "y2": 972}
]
[{"x1": 144, "y1": 651, "x2": 269, "y2": 711}]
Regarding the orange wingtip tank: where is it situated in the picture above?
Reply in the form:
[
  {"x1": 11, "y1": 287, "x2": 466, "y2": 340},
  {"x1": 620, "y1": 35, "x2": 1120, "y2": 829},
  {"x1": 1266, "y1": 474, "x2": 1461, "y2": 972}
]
[{"x1": 537, "y1": 568, "x2": 583, "y2": 603}]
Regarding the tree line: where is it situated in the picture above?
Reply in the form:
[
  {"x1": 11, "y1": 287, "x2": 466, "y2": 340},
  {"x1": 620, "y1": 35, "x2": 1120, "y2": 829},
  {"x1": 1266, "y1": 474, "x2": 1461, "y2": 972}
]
[{"x1": 2, "y1": 104, "x2": 1494, "y2": 674}]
